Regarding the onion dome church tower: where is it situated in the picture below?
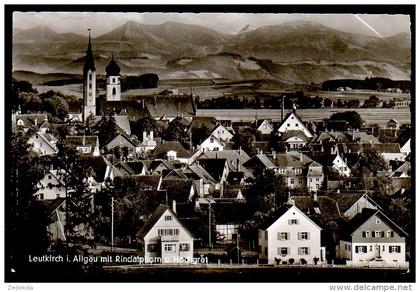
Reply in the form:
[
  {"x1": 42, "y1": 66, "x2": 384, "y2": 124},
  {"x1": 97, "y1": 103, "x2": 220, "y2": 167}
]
[
  {"x1": 83, "y1": 29, "x2": 96, "y2": 122},
  {"x1": 106, "y1": 55, "x2": 121, "y2": 101}
]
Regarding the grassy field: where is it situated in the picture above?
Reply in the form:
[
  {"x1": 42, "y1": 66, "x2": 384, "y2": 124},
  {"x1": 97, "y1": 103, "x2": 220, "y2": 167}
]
[{"x1": 197, "y1": 108, "x2": 411, "y2": 126}]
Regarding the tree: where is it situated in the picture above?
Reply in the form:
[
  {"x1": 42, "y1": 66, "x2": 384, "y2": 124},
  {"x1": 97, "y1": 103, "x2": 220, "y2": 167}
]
[
  {"x1": 40, "y1": 90, "x2": 69, "y2": 120},
  {"x1": 329, "y1": 111, "x2": 364, "y2": 130},
  {"x1": 356, "y1": 150, "x2": 388, "y2": 176},
  {"x1": 363, "y1": 95, "x2": 381, "y2": 108},
  {"x1": 163, "y1": 118, "x2": 189, "y2": 148},
  {"x1": 232, "y1": 128, "x2": 259, "y2": 156},
  {"x1": 130, "y1": 116, "x2": 161, "y2": 138},
  {"x1": 94, "y1": 115, "x2": 118, "y2": 148},
  {"x1": 8, "y1": 133, "x2": 50, "y2": 269}
]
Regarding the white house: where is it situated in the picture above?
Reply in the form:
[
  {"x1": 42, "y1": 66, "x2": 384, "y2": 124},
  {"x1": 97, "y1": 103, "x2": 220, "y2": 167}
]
[
  {"x1": 338, "y1": 209, "x2": 408, "y2": 267},
  {"x1": 277, "y1": 112, "x2": 313, "y2": 138},
  {"x1": 66, "y1": 135, "x2": 100, "y2": 157},
  {"x1": 35, "y1": 169, "x2": 66, "y2": 200},
  {"x1": 307, "y1": 161, "x2": 324, "y2": 192},
  {"x1": 259, "y1": 205, "x2": 324, "y2": 265},
  {"x1": 255, "y1": 119, "x2": 274, "y2": 135},
  {"x1": 330, "y1": 153, "x2": 351, "y2": 177},
  {"x1": 400, "y1": 139, "x2": 411, "y2": 157},
  {"x1": 199, "y1": 135, "x2": 224, "y2": 152},
  {"x1": 211, "y1": 124, "x2": 233, "y2": 142},
  {"x1": 137, "y1": 204, "x2": 194, "y2": 264},
  {"x1": 28, "y1": 132, "x2": 58, "y2": 156}
]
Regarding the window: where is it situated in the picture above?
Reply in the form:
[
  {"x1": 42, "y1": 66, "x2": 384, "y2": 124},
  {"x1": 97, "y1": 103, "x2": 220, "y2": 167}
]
[
  {"x1": 164, "y1": 215, "x2": 172, "y2": 221},
  {"x1": 290, "y1": 179, "x2": 295, "y2": 185},
  {"x1": 48, "y1": 175, "x2": 52, "y2": 180},
  {"x1": 180, "y1": 243, "x2": 190, "y2": 251},
  {"x1": 265, "y1": 247, "x2": 267, "y2": 255},
  {"x1": 158, "y1": 228, "x2": 179, "y2": 236},
  {"x1": 112, "y1": 87, "x2": 116, "y2": 95},
  {"x1": 287, "y1": 123, "x2": 290, "y2": 127},
  {"x1": 299, "y1": 232, "x2": 310, "y2": 240},
  {"x1": 295, "y1": 123, "x2": 298, "y2": 127},
  {"x1": 387, "y1": 231, "x2": 394, "y2": 238},
  {"x1": 112, "y1": 78, "x2": 115, "y2": 83},
  {"x1": 374, "y1": 231, "x2": 383, "y2": 238},
  {"x1": 89, "y1": 83, "x2": 92, "y2": 89},
  {"x1": 370, "y1": 246, "x2": 373, "y2": 252},
  {"x1": 355, "y1": 246, "x2": 367, "y2": 253},
  {"x1": 278, "y1": 232, "x2": 289, "y2": 240},
  {"x1": 265, "y1": 232, "x2": 268, "y2": 240},
  {"x1": 164, "y1": 244, "x2": 176, "y2": 252},
  {"x1": 288, "y1": 219, "x2": 299, "y2": 225},
  {"x1": 389, "y1": 246, "x2": 401, "y2": 253},
  {"x1": 298, "y1": 179, "x2": 303, "y2": 184},
  {"x1": 89, "y1": 74, "x2": 92, "y2": 81},
  {"x1": 258, "y1": 245, "x2": 262, "y2": 253},
  {"x1": 298, "y1": 247, "x2": 310, "y2": 255},
  {"x1": 316, "y1": 178, "x2": 319, "y2": 182},
  {"x1": 376, "y1": 219, "x2": 381, "y2": 224},
  {"x1": 278, "y1": 247, "x2": 288, "y2": 256},
  {"x1": 147, "y1": 244, "x2": 158, "y2": 252}
]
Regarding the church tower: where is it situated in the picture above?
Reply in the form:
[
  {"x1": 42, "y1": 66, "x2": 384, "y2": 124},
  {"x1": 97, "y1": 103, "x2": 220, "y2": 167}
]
[
  {"x1": 105, "y1": 55, "x2": 121, "y2": 101},
  {"x1": 83, "y1": 29, "x2": 96, "y2": 122}
]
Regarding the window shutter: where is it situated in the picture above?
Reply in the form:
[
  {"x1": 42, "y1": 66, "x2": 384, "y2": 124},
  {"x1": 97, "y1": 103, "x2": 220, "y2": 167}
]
[
  {"x1": 277, "y1": 232, "x2": 281, "y2": 240},
  {"x1": 397, "y1": 246, "x2": 401, "y2": 253},
  {"x1": 298, "y1": 232, "x2": 301, "y2": 240},
  {"x1": 288, "y1": 219, "x2": 292, "y2": 225},
  {"x1": 277, "y1": 247, "x2": 281, "y2": 255},
  {"x1": 286, "y1": 232, "x2": 289, "y2": 240},
  {"x1": 362, "y1": 231, "x2": 366, "y2": 238},
  {"x1": 389, "y1": 246, "x2": 392, "y2": 253},
  {"x1": 298, "y1": 248, "x2": 301, "y2": 255},
  {"x1": 371, "y1": 231, "x2": 375, "y2": 238},
  {"x1": 391, "y1": 231, "x2": 394, "y2": 238},
  {"x1": 381, "y1": 231, "x2": 385, "y2": 237},
  {"x1": 307, "y1": 232, "x2": 310, "y2": 240},
  {"x1": 308, "y1": 247, "x2": 311, "y2": 255},
  {"x1": 287, "y1": 247, "x2": 289, "y2": 255}
]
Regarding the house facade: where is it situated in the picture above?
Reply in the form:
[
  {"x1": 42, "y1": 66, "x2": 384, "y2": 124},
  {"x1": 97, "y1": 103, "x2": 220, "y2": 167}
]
[
  {"x1": 338, "y1": 209, "x2": 407, "y2": 267},
  {"x1": 277, "y1": 112, "x2": 313, "y2": 138},
  {"x1": 138, "y1": 205, "x2": 194, "y2": 264},
  {"x1": 211, "y1": 124, "x2": 233, "y2": 142},
  {"x1": 199, "y1": 135, "x2": 224, "y2": 152},
  {"x1": 28, "y1": 132, "x2": 58, "y2": 156},
  {"x1": 259, "y1": 205, "x2": 324, "y2": 264}
]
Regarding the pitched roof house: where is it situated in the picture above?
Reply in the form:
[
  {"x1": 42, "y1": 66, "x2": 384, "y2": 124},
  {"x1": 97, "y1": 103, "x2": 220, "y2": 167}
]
[
  {"x1": 258, "y1": 205, "x2": 324, "y2": 264},
  {"x1": 277, "y1": 112, "x2": 313, "y2": 138},
  {"x1": 66, "y1": 135, "x2": 100, "y2": 156},
  {"x1": 136, "y1": 204, "x2": 194, "y2": 264},
  {"x1": 28, "y1": 132, "x2": 58, "y2": 156},
  {"x1": 338, "y1": 209, "x2": 408, "y2": 267}
]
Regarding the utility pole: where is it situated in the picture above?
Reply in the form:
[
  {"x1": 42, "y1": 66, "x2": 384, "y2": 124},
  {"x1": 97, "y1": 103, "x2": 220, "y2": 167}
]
[
  {"x1": 208, "y1": 203, "x2": 212, "y2": 250},
  {"x1": 111, "y1": 196, "x2": 114, "y2": 252}
]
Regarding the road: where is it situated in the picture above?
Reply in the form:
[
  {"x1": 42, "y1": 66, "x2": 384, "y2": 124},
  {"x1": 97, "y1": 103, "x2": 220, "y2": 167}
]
[{"x1": 197, "y1": 108, "x2": 412, "y2": 126}]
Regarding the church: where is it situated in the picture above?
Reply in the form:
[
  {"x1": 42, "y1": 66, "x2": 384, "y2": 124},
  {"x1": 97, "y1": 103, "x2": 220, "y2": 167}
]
[{"x1": 79, "y1": 30, "x2": 195, "y2": 124}]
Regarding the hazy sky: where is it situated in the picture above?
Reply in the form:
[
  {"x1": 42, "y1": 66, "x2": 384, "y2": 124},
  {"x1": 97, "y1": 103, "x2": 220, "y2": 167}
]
[{"x1": 13, "y1": 12, "x2": 411, "y2": 37}]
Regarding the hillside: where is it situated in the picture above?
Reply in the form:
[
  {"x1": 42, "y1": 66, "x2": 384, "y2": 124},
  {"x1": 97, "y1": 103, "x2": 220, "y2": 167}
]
[{"x1": 12, "y1": 20, "x2": 411, "y2": 84}]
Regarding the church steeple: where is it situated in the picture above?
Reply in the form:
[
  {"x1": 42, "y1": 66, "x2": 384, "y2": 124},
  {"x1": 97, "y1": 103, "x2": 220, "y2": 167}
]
[
  {"x1": 83, "y1": 28, "x2": 96, "y2": 122},
  {"x1": 83, "y1": 29, "x2": 95, "y2": 74}
]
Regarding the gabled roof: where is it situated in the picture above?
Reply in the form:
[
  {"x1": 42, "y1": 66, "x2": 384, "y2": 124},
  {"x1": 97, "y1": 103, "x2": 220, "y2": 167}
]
[
  {"x1": 150, "y1": 160, "x2": 175, "y2": 172},
  {"x1": 152, "y1": 141, "x2": 190, "y2": 159},
  {"x1": 66, "y1": 135, "x2": 98, "y2": 147},
  {"x1": 344, "y1": 131, "x2": 380, "y2": 144},
  {"x1": 32, "y1": 132, "x2": 58, "y2": 151},
  {"x1": 277, "y1": 112, "x2": 313, "y2": 137},
  {"x1": 115, "y1": 161, "x2": 147, "y2": 176},
  {"x1": 98, "y1": 100, "x2": 151, "y2": 121},
  {"x1": 270, "y1": 151, "x2": 313, "y2": 168},
  {"x1": 243, "y1": 154, "x2": 276, "y2": 170},
  {"x1": 184, "y1": 164, "x2": 217, "y2": 184},
  {"x1": 34, "y1": 198, "x2": 66, "y2": 216},
  {"x1": 281, "y1": 130, "x2": 311, "y2": 142},
  {"x1": 329, "y1": 192, "x2": 380, "y2": 215},
  {"x1": 106, "y1": 132, "x2": 137, "y2": 148},
  {"x1": 291, "y1": 196, "x2": 341, "y2": 220},
  {"x1": 133, "y1": 94, "x2": 195, "y2": 118},
  {"x1": 136, "y1": 204, "x2": 169, "y2": 238},
  {"x1": 391, "y1": 161, "x2": 411, "y2": 177},
  {"x1": 76, "y1": 156, "x2": 110, "y2": 182},
  {"x1": 343, "y1": 209, "x2": 408, "y2": 238},
  {"x1": 131, "y1": 175, "x2": 162, "y2": 190},
  {"x1": 161, "y1": 179, "x2": 195, "y2": 202},
  {"x1": 337, "y1": 143, "x2": 401, "y2": 154},
  {"x1": 202, "y1": 150, "x2": 251, "y2": 166},
  {"x1": 262, "y1": 205, "x2": 322, "y2": 231},
  {"x1": 189, "y1": 116, "x2": 218, "y2": 131},
  {"x1": 198, "y1": 158, "x2": 227, "y2": 181}
]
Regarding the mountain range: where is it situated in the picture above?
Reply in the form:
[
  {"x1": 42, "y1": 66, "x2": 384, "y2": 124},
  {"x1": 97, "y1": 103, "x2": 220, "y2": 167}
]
[{"x1": 12, "y1": 20, "x2": 411, "y2": 84}]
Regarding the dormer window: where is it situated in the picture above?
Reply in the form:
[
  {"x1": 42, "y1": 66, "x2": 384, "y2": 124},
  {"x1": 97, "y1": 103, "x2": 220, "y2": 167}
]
[{"x1": 210, "y1": 137, "x2": 214, "y2": 143}]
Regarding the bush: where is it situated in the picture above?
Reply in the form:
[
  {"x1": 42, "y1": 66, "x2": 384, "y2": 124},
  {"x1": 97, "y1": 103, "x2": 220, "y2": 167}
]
[
  {"x1": 274, "y1": 257, "x2": 281, "y2": 265},
  {"x1": 288, "y1": 258, "x2": 295, "y2": 265},
  {"x1": 300, "y1": 258, "x2": 307, "y2": 265},
  {"x1": 282, "y1": 261, "x2": 288, "y2": 265},
  {"x1": 313, "y1": 257, "x2": 320, "y2": 265}
]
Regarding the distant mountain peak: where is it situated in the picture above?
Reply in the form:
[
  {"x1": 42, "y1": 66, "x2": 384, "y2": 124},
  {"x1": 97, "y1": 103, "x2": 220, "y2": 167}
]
[{"x1": 237, "y1": 24, "x2": 254, "y2": 34}]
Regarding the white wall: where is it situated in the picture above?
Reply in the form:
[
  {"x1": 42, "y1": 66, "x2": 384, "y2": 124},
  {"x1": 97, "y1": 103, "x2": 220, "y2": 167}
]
[{"x1": 265, "y1": 206, "x2": 322, "y2": 264}]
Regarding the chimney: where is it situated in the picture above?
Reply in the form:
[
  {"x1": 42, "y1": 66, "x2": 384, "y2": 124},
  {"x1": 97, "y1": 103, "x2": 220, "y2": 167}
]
[
  {"x1": 352, "y1": 130, "x2": 355, "y2": 141},
  {"x1": 272, "y1": 150, "x2": 276, "y2": 159},
  {"x1": 314, "y1": 192, "x2": 318, "y2": 202},
  {"x1": 195, "y1": 199, "x2": 200, "y2": 210},
  {"x1": 300, "y1": 152, "x2": 303, "y2": 162},
  {"x1": 34, "y1": 116, "x2": 38, "y2": 126},
  {"x1": 337, "y1": 189, "x2": 340, "y2": 194},
  {"x1": 237, "y1": 158, "x2": 241, "y2": 171},
  {"x1": 238, "y1": 146, "x2": 242, "y2": 155},
  {"x1": 172, "y1": 200, "x2": 177, "y2": 215},
  {"x1": 281, "y1": 95, "x2": 285, "y2": 121},
  {"x1": 142, "y1": 99, "x2": 145, "y2": 108},
  {"x1": 150, "y1": 131, "x2": 154, "y2": 140},
  {"x1": 82, "y1": 134, "x2": 86, "y2": 146},
  {"x1": 143, "y1": 131, "x2": 147, "y2": 142}
]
